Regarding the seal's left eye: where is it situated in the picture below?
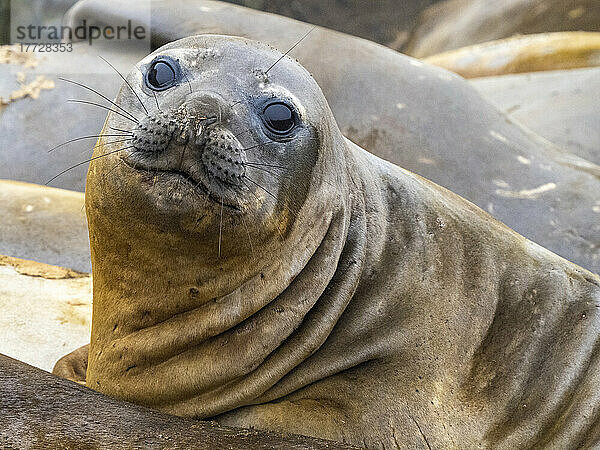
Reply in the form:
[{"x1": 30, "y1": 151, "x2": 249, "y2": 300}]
[
  {"x1": 262, "y1": 103, "x2": 296, "y2": 135},
  {"x1": 145, "y1": 59, "x2": 178, "y2": 91}
]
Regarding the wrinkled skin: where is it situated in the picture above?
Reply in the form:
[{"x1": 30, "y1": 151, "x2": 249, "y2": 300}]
[{"x1": 59, "y1": 36, "x2": 600, "y2": 448}]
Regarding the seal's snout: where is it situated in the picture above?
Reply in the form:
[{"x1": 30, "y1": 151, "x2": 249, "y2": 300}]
[
  {"x1": 180, "y1": 91, "x2": 247, "y2": 187},
  {"x1": 125, "y1": 87, "x2": 248, "y2": 205},
  {"x1": 130, "y1": 91, "x2": 229, "y2": 157}
]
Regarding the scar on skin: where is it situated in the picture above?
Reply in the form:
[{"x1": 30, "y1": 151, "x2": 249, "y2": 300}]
[
  {"x1": 489, "y1": 130, "x2": 508, "y2": 143},
  {"x1": 495, "y1": 182, "x2": 557, "y2": 199}
]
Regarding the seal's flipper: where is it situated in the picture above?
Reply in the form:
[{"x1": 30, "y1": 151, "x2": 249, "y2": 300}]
[{"x1": 53, "y1": 344, "x2": 89, "y2": 384}]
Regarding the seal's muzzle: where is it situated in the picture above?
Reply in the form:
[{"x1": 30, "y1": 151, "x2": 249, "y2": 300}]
[{"x1": 129, "y1": 90, "x2": 247, "y2": 193}]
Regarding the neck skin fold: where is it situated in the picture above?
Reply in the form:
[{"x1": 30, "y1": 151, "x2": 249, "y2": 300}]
[{"x1": 86, "y1": 147, "x2": 371, "y2": 418}]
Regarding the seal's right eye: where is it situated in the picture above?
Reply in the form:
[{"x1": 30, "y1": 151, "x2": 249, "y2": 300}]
[{"x1": 145, "y1": 58, "x2": 178, "y2": 91}]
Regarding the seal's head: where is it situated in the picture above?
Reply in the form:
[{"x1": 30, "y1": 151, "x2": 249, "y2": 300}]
[{"x1": 87, "y1": 35, "x2": 346, "y2": 260}]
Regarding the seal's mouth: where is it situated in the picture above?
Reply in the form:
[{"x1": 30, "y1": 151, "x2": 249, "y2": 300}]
[
  {"x1": 114, "y1": 102, "x2": 249, "y2": 211},
  {"x1": 121, "y1": 156, "x2": 242, "y2": 210}
]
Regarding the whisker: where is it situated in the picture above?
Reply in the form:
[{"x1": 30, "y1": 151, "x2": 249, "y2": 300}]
[
  {"x1": 243, "y1": 165, "x2": 307, "y2": 202},
  {"x1": 153, "y1": 91, "x2": 161, "y2": 111},
  {"x1": 244, "y1": 175, "x2": 278, "y2": 201},
  {"x1": 110, "y1": 126, "x2": 134, "y2": 134},
  {"x1": 172, "y1": 178, "x2": 182, "y2": 203},
  {"x1": 233, "y1": 192, "x2": 254, "y2": 257},
  {"x1": 265, "y1": 27, "x2": 316, "y2": 74},
  {"x1": 48, "y1": 133, "x2": 131, "y2": 153},
  {"x1": 244, "y1": 169, "x2": 302, "y2": 217},
  {"x1": 68, "y1": 99, "x2": 139, "y2": 124},
  {"x1": 243, "y1": 143, "x2": 266, "y2": 152},
  {"x1": 244, "y1": 166, "x2": 303, "y2": 194},
  {"x1": 59, "y1": 77, "x2": 139, "y2": 122},
  {"x1": 183, "y1": 72, "x2": 193, "y2": 94},
  {"x1": 46, "y1": 146, "x2": 132, "y2": 185},
  {"x1": 101, "y1": 159, "x2": 124, "y2": 184},
  {"x1": 241, "y1": 178, "x2": 261, "y2": 202},
  {"x1": 244, "y1": 165, "x2": 284, "y2": 179},
  {"x1": 244, "y1": 162, "x2": 287, "y2": 170},
  {"x1": 218, "y1": 196, "x2": 224, "y2": 258},
  {"x1": 99, "y1": 56, "x2": 149, "y2": 115},
  {"x1": 91, "y1": 137, "x2": 132, "y2": 151},
  {"x1": 241, "y1": 178, "x2": 284, "y2": 240},
  {"x1": 250, "y1": 160, "x2": 336, "y2": 189},
  {"x1": 79, "y1": 137, "x2": 133, "y2": 158},
  {"x1": 75, "y1": 137, "x2": 132, "y2": 158},
  {"x1": 234, "y1": 128, "x2": 252, "y2": 139},
  {"x1": 178, "y1": 141, "x2": 189, "y2": 171}
]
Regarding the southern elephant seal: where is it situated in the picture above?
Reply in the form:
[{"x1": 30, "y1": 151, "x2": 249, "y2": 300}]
[
  {"x1": 65, "y1": 0, "x2": 600, "y2": 275},
  {"x1": 404, "y1": 0, "x2": 600, "y2": 57},
  {"x1": 216, "y1": 0, "x2": 443, "y2": 50},
  {"x1": 0, "y1": 354, "x2": 345, "y2": 448},
  {"x1": 472, "y1": 67, "x2": 600, "y2": 165},
  {"x1": 56, "y1": 35, "x2": 600, "y2": 448},
  {"x1": 424, "y1": 32, "x2": 600, "y2": 78}
]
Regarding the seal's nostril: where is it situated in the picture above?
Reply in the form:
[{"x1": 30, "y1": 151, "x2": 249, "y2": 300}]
[
  {"x1": 132, "y1": 110, "x2": 180, "y2": 155},
  {"x1": 201, "y1": 127, "x2": 246, "y2": 186}
]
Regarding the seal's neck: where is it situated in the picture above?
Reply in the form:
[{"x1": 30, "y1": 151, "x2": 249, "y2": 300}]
[{"x1": 86, "y1": 170, "x2": 368, "y2": 418}]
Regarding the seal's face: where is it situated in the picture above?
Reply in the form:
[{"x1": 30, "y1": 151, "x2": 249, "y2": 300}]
[{"x1": 87, "y1": 35, "x2": 340, "y2": 255}]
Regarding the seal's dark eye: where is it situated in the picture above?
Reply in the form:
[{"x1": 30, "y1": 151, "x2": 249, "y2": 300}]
[
  {"x1": 262, "y1": 102, "x2": 296, "y2": 135},
  {"x1": 145, "y1": 59, "x2": 178, "y2": 91}
]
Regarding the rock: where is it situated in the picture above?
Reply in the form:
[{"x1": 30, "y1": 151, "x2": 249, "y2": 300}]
[
  {"x1": 0, "y1": 180, "x2": 89, "y2": 272},
  {"x1": 220, "y1": 0, "x2": 442, "y2": 50},
  {"x1": 0, "y1": 255, "x2": 91, "y2": 372}
]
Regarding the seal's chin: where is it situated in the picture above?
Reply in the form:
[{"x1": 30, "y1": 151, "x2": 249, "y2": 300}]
[{"x1": 120, "y1": 156, "x2": 243, "y2": 210}]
